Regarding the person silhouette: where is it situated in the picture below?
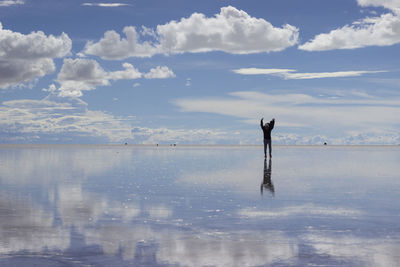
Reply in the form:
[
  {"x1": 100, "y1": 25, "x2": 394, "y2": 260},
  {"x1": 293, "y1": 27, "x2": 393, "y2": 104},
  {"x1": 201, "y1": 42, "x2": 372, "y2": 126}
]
[
  {"x1": 260, "y1": 118, "x2": 275, "y2": 158},
  {"x1": 261, "y1": 158, "x2": 274, "y2": 196}
]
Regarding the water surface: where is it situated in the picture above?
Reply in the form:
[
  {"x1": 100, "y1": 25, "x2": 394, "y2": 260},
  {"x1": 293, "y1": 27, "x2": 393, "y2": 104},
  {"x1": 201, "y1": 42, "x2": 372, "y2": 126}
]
[{"x1": 0, "y1": 145, "x2": 399, "y2": 266}]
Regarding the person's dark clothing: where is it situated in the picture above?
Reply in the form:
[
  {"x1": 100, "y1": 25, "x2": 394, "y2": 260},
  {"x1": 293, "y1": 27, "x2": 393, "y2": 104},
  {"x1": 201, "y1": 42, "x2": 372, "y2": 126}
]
[{"x1": 260, "y1": 119, "x2": 275, "y2": 140}]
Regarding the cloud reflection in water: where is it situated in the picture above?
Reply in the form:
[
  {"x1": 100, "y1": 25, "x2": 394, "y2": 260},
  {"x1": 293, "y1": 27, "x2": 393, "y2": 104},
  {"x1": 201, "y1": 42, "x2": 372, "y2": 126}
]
[{"x1": 0, "y1": 145, "x2": 399, "y2": 266}]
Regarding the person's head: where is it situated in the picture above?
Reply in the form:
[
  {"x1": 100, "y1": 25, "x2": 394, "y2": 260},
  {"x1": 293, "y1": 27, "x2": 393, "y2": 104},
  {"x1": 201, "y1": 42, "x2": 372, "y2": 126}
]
[{"x1": 265, "y1": 123, "x2": 269, "y2": 127}]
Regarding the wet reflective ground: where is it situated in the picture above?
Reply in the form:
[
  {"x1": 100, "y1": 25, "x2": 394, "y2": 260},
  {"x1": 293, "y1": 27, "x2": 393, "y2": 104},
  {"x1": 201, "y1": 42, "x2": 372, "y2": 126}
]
[{"x1": 0, "y1": 145, "x2": 399, "y2": 266}]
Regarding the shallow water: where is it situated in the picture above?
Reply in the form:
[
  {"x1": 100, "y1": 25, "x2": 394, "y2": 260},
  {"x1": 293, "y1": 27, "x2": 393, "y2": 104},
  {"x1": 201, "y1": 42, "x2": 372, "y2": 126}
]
[{"x1": 0, "y1": 145, "x2": 399, "y2": 266}]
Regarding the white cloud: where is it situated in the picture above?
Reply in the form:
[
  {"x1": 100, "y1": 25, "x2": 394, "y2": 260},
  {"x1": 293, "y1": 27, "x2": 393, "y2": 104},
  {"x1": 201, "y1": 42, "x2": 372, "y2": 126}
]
[
  {"x1": 0, "y1": 22, "x2": 70, "y2": 58},
  {"x1": 233, "y1": 68, "x2": 295, "y2": 75},
  {"x1": 144, "y1": 66, "x2": 175, "y2": 79},
  {"x1": 141, "y1": 25, "x2": 157, "y2": 38},
  {"x1": 342, "y1": 132, "x2": 400, "y2": 144},
  {"x1": 84, "y1": 26, "x2": 158, "y2": 59},
  {"x1": 108, "y1": 62, "x2": 142, "y2": 80},
  {"x1": 233, "y1": 68, "x2": 385, "y2": 79},
  {"x1": 357, "y1": 0, "x2": 400, "y2": 12},
  {"x1": 42, "y1": 83, "x2": 57, "y2": 93},
  {"x1": 0, "y1": 0, "x2": 24, "y2": 7},
  {"x1": 55, "y1": 58, "x2": 142, "y2": 97},
  {"x1": 84, "y1": 6, "x2": 299, "y2": 59},
  {"x1": 0, "y1": 95, "x2": 134, "y2": 142},
  {"x1": 57, "y1": 58, "x2": 109, "y2": 97},
  {"x1": 299, "y1": 0, "x2": 400, "y2": 51},
  {"x1": 156, "y1": 6, "x2": 299, "y2": 54},
  {"x1": 0, "y1": 94, "x2": 236, "y2": 143},
  {"x1": 299, "y1": 13, "x2": 400, "y2": 51},
  {"x1": 173, "y1": 91, "x2": 400, "y2": 144},
  {"x1": 82, "y1": 2, "x2": 129, "y2": 7},
  {"x1": 0, "y1": 58, "x2": 55, "y2": 88},
  {"x1": 130, "y1": 126, "x2": 234, "y2": 144},
  {"x1": 0, "y1": 22, "x2": 71, "y2": 88},
  {"x1": 54, "y1": 58, "x2": 172, "y2": 96},
  {"x1": 285, "y1": 70, "x2": 385, "y2": 79}
]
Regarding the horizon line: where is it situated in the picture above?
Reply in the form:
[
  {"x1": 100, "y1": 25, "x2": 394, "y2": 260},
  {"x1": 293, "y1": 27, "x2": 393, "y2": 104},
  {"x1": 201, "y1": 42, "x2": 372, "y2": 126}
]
[{"x1": 0, "y1": 144, "x2": 399, "y2": 147}]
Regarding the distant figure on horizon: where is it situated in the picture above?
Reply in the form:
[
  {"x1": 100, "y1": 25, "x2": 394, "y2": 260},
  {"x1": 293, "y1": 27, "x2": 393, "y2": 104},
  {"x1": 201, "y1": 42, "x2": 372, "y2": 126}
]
[
  {"x1": 261, "y1": 158, "x2": 274, "y2": 196},
  {"x1": 260, "y1": 117, "x2": 275, "y2": 158}
]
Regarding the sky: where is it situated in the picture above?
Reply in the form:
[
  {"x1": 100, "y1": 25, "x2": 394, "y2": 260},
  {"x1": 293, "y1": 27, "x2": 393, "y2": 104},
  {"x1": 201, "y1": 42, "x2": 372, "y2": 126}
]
[{"x1": 0, "y1": 0, "x2": 399, "y2": 144}]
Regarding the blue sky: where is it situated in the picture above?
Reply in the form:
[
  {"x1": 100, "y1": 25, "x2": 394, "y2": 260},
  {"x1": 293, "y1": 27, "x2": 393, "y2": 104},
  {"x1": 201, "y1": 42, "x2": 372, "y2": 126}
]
[{"x1": 0, "y1": 0, "x2": 399, "y2": 144}]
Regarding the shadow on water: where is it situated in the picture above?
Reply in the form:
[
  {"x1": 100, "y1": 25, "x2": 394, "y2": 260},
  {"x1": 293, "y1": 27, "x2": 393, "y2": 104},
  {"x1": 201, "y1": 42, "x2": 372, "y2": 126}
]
[{"x1": 261, "y1": 158, "x2": 274, "y2": 197}]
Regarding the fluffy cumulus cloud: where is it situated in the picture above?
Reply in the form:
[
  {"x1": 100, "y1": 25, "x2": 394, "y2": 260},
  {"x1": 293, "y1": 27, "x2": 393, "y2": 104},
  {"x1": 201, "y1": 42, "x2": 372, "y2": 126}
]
[
  {"x1": 156, "y1": 5, "x2": 299, "y2": 54},
  {"x1": 144, "y1": 66, "x2": 175, "y2": 79},
  {"x1": 173, "y1": 91, "x2": 400, "y2": 144},
  {"x1": 108, "y1": 62, "x2": 142, "y2": 80},
  {"x1": 84, "y1": 26, "x2": 158, "y2": 59},
  {"x1": 299, "y1": 13, "x2": 400, "y2": 51},
  {"x1": 299, "y1": 0, "x2": 400, "y2": 50},
  {"x1": 56, "y1": 58, "x2": 109, "y2": 97},
  {"x1": 357, "y1": 0, "x2": 400, "y2": 11},
  {"x1": 0, "y1": 22, "x2": 71, "y2": 88},
  {"x1": 84, "y1": 6, "x2": 299, "y2": 59},
  {"x1": 233, "y1": 68, "x2": 384, "y2": 79},
  {"x1": 52, "y1": 58, "x2": 171, "y2": 97}
]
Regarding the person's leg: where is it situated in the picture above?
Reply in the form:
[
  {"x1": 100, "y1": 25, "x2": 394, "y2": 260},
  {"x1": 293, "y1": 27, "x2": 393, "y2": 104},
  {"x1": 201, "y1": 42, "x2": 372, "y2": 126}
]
[
  {"x1": 263, "y1": 139, "x2": 267, "y2": 158},
  {"x1": 268, "y1": 139, "x2": 272, "y2": 158}
]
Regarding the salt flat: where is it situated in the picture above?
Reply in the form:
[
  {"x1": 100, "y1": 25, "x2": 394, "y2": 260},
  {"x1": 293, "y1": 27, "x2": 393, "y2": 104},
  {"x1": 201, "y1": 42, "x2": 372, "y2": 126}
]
[{"x1": 0, "y1": 145, "x2": 399, "y2": 266}]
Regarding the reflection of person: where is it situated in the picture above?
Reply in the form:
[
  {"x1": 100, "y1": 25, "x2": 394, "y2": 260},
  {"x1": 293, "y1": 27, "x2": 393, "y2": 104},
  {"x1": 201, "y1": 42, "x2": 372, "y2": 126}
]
[
  {"x1": 261, "y1": 159, "x2": 274, "y2": 196},
  {"x1": 260, "y1": 118, "x2": 275, "y2": 158}
]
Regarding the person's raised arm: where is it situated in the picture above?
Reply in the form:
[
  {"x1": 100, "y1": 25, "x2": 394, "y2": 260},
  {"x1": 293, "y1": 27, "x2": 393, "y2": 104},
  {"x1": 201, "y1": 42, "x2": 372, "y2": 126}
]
[
  {"x1": 270, "y1": 118, "x2": 275, "y2": 130},
  {"x1": 260, "y1": 118, "x2": 264, "y2": 129}
]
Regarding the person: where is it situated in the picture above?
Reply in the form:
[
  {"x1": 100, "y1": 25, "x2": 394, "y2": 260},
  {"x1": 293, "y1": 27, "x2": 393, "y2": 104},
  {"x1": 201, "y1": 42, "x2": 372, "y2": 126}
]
[{"x1": 260, "y1": 117, "x2": 275, "y2": 158}]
